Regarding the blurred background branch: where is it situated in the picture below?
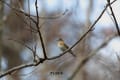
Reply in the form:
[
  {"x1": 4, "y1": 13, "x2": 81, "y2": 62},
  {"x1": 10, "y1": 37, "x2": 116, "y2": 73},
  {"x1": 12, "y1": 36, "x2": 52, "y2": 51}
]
[{"x1": 0, "y1": 0, "x2": 120, "y2": 80}]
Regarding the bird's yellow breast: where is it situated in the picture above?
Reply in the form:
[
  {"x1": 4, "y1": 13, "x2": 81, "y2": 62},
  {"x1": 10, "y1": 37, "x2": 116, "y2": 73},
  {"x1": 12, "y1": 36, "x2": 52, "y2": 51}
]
[{"x1": 58, "y1": 41, "x2": 65, "y2": 47}]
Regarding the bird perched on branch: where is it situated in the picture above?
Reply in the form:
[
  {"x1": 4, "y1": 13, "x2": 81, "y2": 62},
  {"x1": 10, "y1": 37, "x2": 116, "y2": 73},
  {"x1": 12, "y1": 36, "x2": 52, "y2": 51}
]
[{"x1": 57, "y1": 38, "x2": 76, "y2": 57}]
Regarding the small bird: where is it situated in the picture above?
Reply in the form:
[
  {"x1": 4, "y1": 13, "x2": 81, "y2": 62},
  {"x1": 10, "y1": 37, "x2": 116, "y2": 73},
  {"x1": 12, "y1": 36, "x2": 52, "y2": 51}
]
[{"x1": 57, "y1": 38, "x2": 76, "y2": 57}]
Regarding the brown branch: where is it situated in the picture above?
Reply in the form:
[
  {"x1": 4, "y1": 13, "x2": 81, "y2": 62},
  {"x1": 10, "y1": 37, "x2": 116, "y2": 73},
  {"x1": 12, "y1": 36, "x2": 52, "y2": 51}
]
[
  {"x1": 35, "y1": 0, "x2": 47, "y2": 59},
  {"x1": 0, "y1": 58, "x2": 44, "y2": 78},
  {"x1": 0, "y1": 63, "x2": 36, "y2": 78},
  {"x1": 107, "y1": 0, "x2": 120, "y2": 36}
]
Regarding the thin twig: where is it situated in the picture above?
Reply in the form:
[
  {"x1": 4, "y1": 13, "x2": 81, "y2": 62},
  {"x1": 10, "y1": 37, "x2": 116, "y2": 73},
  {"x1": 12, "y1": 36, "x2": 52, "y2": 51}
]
[
  {"x1": 15, "y1": 12, "x2": 37, "y2": 33},
  {"x1": 8, "y1": 38, "x2": 39, "y2": 60},
  {"x1": 107, "y1": 0, "x2": 120, "y2": 36},
  {"x1": 37, "y1": 9, "x2": 68, "y2": 19},
  {"x1": 28, "y1": 0, "x2": 37, "y2": 62},
  {"x1": 8, "y1": 38, "x2": 33, "y2": 52}
]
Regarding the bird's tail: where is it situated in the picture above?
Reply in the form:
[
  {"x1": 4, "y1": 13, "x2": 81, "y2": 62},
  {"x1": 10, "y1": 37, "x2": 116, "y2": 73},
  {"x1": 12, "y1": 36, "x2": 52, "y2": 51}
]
[{"x1": 69, "y1": 50, "x2": 76, "y2": 57}]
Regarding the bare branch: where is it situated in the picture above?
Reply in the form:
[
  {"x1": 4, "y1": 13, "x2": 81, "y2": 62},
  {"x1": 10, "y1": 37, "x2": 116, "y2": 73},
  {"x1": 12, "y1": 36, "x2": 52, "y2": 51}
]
[
  {"x1": 8, "y1": 38, "x2": 33, "y2": 52},
  {"x1": 8, "y1": 38, "x2": 39, "y2": 61},
  {"x1": 35, "y1": 0, "x2": 47, "y2": 59},
  {"x1": 0, "y1": 58, "x2": 45, "y2": 78},
  {"x1": 107, "y1": 0, "x2": 120, "y2": 36},
  {"x1": 15, "y1": 12, "x2": 38, "y2": 33},
  {"x1": 0, "y1": 63, "x2": 36, "y2": 78}
]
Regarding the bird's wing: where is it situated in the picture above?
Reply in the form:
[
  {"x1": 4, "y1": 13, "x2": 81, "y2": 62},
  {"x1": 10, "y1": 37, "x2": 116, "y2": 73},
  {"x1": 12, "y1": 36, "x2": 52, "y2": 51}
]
[
  {"x1": 64, "y1": 44, "x2": 76, "y2": 57},
  {"x1": 64, "y1": 44, "x2": 69, "y2": 49}
]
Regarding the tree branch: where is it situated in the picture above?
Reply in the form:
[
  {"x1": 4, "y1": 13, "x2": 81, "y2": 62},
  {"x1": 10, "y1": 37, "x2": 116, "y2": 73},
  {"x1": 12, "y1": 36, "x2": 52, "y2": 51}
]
[
  {"x1": 107, "y1": 0, "x2": 120, "y2": 36},
  {"x1": 0, "y1": 58, "x2": 44, "y2": 78},
  {"x1": 35, "y1": 0, "x2": 47, "y2": 59}
]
